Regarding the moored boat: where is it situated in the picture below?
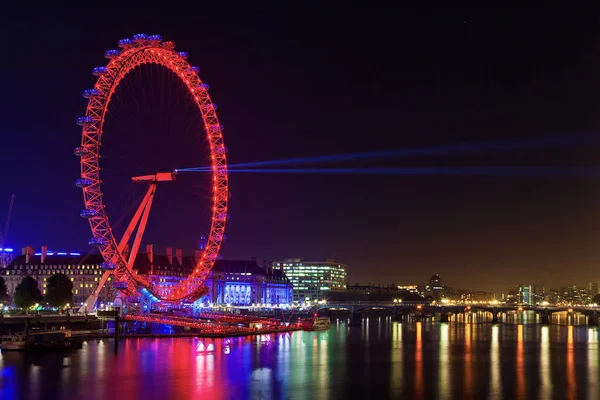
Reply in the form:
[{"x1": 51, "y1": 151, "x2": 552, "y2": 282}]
[
  {"x1": 0, "y1": 330, "x2": 83, "y2": 351},
  {"x1": 299, "y1": 316, "x2": 331, "y2": 331},
  {"x1": 0, "y1": 333, "x2": 27, "y2": 350}
]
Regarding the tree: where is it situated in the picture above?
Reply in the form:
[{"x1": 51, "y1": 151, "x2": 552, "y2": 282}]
[
  {"x1": 0, "y1": 276, "x2": 7, "y2": 301},
  {"x1": 45, "y1": 273, "x2": 73, "y2": 308},
  {"x1": 13, "y1": 276, "x2": 43, "y2": 309}
]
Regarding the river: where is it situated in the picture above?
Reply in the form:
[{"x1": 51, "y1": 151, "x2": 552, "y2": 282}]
[{"x1": 1, "y1": 318, "x2": 598, "y2": 399}]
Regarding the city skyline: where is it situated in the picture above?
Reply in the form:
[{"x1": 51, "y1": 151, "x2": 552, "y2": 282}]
[{"x1": 1, "y1": 7, "x2": 600, "y2": 295}]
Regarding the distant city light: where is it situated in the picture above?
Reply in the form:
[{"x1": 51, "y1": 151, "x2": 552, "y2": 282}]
[{"x1": 0, "y1": 248, "x2": 13, "y2": 252}]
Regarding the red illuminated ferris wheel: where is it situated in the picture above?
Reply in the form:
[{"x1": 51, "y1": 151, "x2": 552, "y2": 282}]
[{"x1": 74, "y1": 34, "x2": 228, "y2": 309}]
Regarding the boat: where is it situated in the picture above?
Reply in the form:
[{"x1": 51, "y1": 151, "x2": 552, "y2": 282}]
[
  {"x1": 299, "y1": 316, "x2": 331, "y2": 331},
  {"x1": 0, "y1": 333, "x2": 27, "y2": 350},
  {"x1": 0, "y1": 330, "x2": 83, "y2": 351}
]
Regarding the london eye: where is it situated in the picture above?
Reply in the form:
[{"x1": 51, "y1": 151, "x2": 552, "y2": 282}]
[{"x1": 75, "y1": 34, "x2": 229, "y2": 310}]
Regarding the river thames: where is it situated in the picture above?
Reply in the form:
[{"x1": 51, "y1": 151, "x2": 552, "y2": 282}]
[{"x1": 1, "y1": 318, "x2": 599, "y2": 399}]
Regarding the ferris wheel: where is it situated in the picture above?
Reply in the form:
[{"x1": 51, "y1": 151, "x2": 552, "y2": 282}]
[{"x1": 74, "y1": 34, "x2": 228, "y2": 309}]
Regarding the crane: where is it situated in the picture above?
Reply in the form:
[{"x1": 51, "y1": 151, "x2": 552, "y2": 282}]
[{"x1": 0, "y1": 194, "x2": 15, "y2": 268}]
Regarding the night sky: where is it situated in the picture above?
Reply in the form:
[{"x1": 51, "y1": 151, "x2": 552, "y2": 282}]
[{"x1": 2, "y1": 6, "x2": 600, "y2": 294}]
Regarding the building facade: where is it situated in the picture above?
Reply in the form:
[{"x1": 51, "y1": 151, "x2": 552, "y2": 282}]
[
  {"x1": 133, "y1": 250, "x2": 293, "y2": 306},
  {"x1": 4, "y1": 248, "x2": 107, "y2": 306},
  {"x1": 5, "y1": 246, "x2": 293, "y2": 308},
  {"x1": 272, "y1": 259, "x2": 347, "y2": 303}
]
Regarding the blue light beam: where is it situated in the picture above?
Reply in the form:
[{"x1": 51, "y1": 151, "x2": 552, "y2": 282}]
[
  {"x1": 177, "y1": 133, "x2": 600, "y2": 172},
  {"x1": 181, "y1": 167, "x2": 600, "y2": 177}
]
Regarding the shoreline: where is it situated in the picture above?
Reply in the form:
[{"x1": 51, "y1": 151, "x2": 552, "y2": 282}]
[{"x1": 73, "y1": 325, "x2": 302, "y2": 340}]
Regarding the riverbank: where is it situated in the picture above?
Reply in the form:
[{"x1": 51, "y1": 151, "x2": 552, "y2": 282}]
[{"x1": 72, "y1": 324, "x2": 302, "y2": 340}]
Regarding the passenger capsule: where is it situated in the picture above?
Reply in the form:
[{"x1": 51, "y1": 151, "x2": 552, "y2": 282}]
[
  {"x1": 76, "y1": 116, "x2": 95, "y2": 126},
  {"x1": 75, "y1": 178, "x2": 93, "y2": 187},
  {"x1": 161, "y1": 41, "x2": 176, "y2": 49},
  {"x1": 216, "y1": 212, "x2": 230, "y2": 221},
  {"x1": 104, "y1": 49, "x2": 120, "y2": 59},
  {"x1": 82, "y1": 89, "x2": 101, "y2": 99},
  {"x1": 133, "y1": 33, "x2": 148, "y2": 42},
  {"x1": 93, "y1": 66, "x2": 108, "y2": 76},
  {"x1": 79, "y1": 209, "x2": 98, "y2": 218},
  {"x1": 74, "y1": 146, "x2": 89, "y2": 156},
  {"x1": 88, "y1": 237, "x2": 105, "y2": 246},
  {"x1": 206, "y1": 124, "x2": 224, "y2": 134},
  {"x1": 100, "y1": 262, "x2": 117, "y2": 270},
  {"x1": 113, "y1": 281, "x2": 127, "y2": 289},
  {"x1": 203, "y1": 103, "x2": 218, "y2": 111},
  {"x1": 188, "y1": 66, "x2": 200, "y2": 74},
  {"x1": 118, "y1": 38, "x2": 134, "y2": 48},
  {"x1": 147, "y1": 34, "x2": 162, "y2": 42},
  {"x1": 178, "y1": 51, "x2": 189, "y2": 59},
  {"x1": 196, "y1": 82, "x2": 209, "y2": 90},
  {"x1": 215, "y1": 146, "x2": 228, "y2": 154}
]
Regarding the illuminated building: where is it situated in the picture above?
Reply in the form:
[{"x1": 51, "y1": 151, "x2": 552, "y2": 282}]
[
  {"x1": 398, "y1": 285, "x2": 419, "y2": 293},
  {"x1": 426, "y1": 274, "x2": 444, "y2": 300},
  {"x1": 5, "y1": 245, "x2": 293, "y2": 307},
  {"x1": 5, "y1": 247, "x2": 107, "y2": 305},
  {"x1": 273, "y1": 258, "x2": 347, "y2": 303},
  {"x1": 0, "y1": 247, "x2": 14, "y2": 268},
  {"x1": 519, "y1": 285, "x2": 534, "y2": 305},
  {"x1": 133, "y1": 248, "x2": 293, "y2": 306}
]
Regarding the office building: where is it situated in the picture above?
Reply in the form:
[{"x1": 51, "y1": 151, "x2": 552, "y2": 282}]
[{"x1": 273, "y1": 258, "x2": 347, "y2": 303}]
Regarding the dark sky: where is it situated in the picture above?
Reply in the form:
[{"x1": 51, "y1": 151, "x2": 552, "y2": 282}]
[{"x1": 1, "y1": 6, "x2": 600, "y2": 294}]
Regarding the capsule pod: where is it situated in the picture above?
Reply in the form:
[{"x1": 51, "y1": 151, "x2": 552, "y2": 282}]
[
  {"x1": 214, "y1": 146, "x2": 228, "y2": 154},
  {"x1": 216, "y1": 212, "x2": 230, "y2": 221},
  {"x1": 82, "y1": 89, "x2": 101, "y2": 99},
  {"x1": 206, "y1": 124, "x2": 224, "y2": 134},
  {"x1": 75, "y1": 178, "x2": 93, "y2": 187},
  {"x1": 104, "y1": 49, "x2": 120, "y2": 59},
  {"x1": 74, "y1": 146, "x2": 89, "y2": 156},
  {"x1": 178, "y1": 51, "x2": 189, "y2": 59},
  {"x1": 88, "y1": 237, "x2": 105, "y2": 246},
  {"x1": 100, "y1": 262, "x2": 117, "y2": 270},
  {"x1": 161, "y1": 41, "x2": 176, "y2": 49},
  {"x1": 203, "y1": 103, "x2": 217, "y2": 111},
  {"x1": 76, "y1": 116, "x2": 95, "y2": 126},
  {"x1": 195, "y1": 82, "x2": 209, "y2": 91},
  {"x1": 147, "y1": 34, "x2": 162, "y2": 42},
  {"x1": 133, "y1": 33, "x2": 148, "y2": 42},
  {"x1": 113, "y1": 281, "x2": 127, "y2": 289},
  {"x1": 214, "y1": 233, "x2": 227, "y2": 241},
  {"x1": 118, "y1": 38, "x2": 134, "y2": 48},
  {"x1": 92, "y1": 66, "x2": 108, "y2": 76},
  {"x1": 79, "y1": 209, "x2": 98, "y2": 218}
]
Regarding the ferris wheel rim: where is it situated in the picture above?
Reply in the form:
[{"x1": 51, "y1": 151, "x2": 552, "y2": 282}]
[{"x1": 76, "y1": 35, "x2": 228, "y2": 302}]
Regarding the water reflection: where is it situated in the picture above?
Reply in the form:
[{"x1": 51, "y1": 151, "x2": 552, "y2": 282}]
[
  {"x1": 566, "y1": 325, "x2": 576, "y2": 400},
  {"x1": 588, "y1": 328, "x2": 599, "y2": 399},
  {"x1": 390, "y1": 322, "x2": 403, "y2": 397},
  {"x1": 438, "y1": 323, "x2": 451, "y2": 399},
  {"x1": 2, "y1": 323, "x2": 600, "y2": 399},
  {"x1": 414, "y1": 321, "x2": 423, "y2": 398},
  {"x1": 515, "y1": 324, "x2": 525, "y2": 397},
  {"x1": 540, "y1": 326, "x2": 552, "y2": 399},
  {"x1": 489, "y1": 325, "x2": 502, "y2": 399}
]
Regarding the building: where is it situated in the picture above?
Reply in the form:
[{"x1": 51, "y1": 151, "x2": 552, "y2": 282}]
[
  {"x1": 0, "y1": 247, "x2": 14, "y2": 268},
  {"x1": 518, "y1": 285, "x2": 534, "y2": 305},
  {"x1": 133, "y1": 247, "x2": 293, "y2": 306},
  {"x1": 4, "y1": 247, "x2": 107, "y2": 306},
  {"x1": 5, "y1": 245, "x2": 293, "y2": 307},
  {"x1": 273, "y1": 259, "x2": 347, "y2": 303},
  {"x1": 426, "y1": 274, "x2": 444, "y2": 300}
]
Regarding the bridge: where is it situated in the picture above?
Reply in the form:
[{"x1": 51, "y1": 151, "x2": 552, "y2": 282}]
[{"x1": 314, "y1": 301, "x2": 600, "y2": 325}]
